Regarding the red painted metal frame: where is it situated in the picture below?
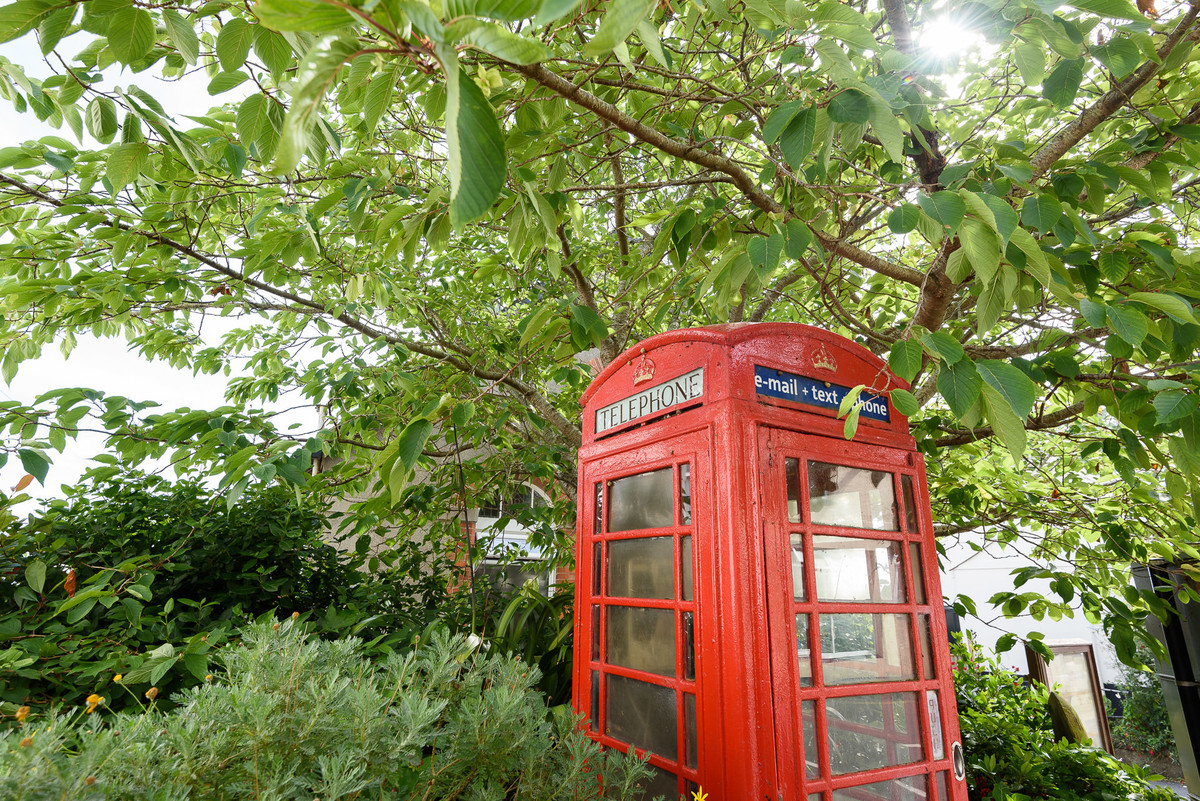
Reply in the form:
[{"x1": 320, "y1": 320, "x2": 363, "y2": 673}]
[{"x1": 575, "y1": 324, "x2": 967, "y2": 801}]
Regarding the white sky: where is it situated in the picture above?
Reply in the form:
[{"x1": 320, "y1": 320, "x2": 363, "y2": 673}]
[{"x1": 0, "y1": 32, "x2": 313, "y2": 507}]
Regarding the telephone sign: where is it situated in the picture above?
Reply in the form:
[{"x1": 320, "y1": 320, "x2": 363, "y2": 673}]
[{"x1": 574, "y1": 323, "x2": 967, "y2": 801}]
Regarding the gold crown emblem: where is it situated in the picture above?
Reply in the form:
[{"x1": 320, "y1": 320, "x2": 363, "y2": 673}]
[
  {"x1": 811, "y1": 343, "x2": 838, "y2": 372},
  {"x1": 632, "y1": 351, "x2": 656, "y2": 385}
]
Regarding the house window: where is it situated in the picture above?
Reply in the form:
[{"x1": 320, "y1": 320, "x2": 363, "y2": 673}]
[{"x1": 474, "y1": 482, "x2": 553, "y2": 594}]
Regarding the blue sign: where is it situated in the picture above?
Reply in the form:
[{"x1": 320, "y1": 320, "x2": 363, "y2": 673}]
[{"x1": 754, "y1": 366, "x2": 890, "y2": 422}]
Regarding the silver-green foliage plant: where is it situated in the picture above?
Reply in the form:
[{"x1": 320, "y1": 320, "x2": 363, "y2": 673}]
[{"x1": 0, "y1": 619, "x2": 653, "y2": 801}]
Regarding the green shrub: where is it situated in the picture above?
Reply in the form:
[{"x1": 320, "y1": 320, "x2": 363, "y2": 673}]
[
  {"x1": 1108, "y1": 646, "x2": 1176, "y2": 759},
  {"x1": 0, "y1": 619, "x2": 655, "y2": 801},
  {"x1": 0, "y1": 473, "x2": 394, "y2": 715},
  {"x1": 953, "y1": 638, "x2": 1174, "y2": 801}
]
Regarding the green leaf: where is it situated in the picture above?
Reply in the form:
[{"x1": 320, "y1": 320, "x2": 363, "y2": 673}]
[
  {"x1": 1154, "y1": 390, "x2": 1198, "y2": 427},
  {"x1": 1106, "y1": 304, "x2": 1149, "y2": 348},
  {"x1": 252, "y1": 27, "x2": 292, "y2": 80},
  {"x1": 981, "y1": 383, "x2": 1026, "y2": 462},
  {"x1": 867, "y1": 98, "x2": 904, "y2": 162},
  {"x1": 518, "y1": 303, "x2": 557, "y2": 348},
  {"x1": 106, "y1": 142, "x2": 150, "y2": 189},
  {"x1": 216, "y1": 18, "x2": 255, "y2": 72},
  {"x1": 843, "y1": 404, "x2": 861, "y2": 440},
  {"x1": 25, "y1": 559, "x2": 46, "y2": 593},
  {"x1": 937, "y1": 359, "x2": 982, "y2": 417},
  {"x1": 1013, "y1": 42, "x2": 1045, "y2": 85},
  {"x1": 784, "y1": 219, "x2": 812, "y2": 259},
  {"x1": 959, "y1": 218, "x2": 1001, "y2": 284},
  {"x1": 441, "y1": 56, "x2": 505, "y2": 226},
  {"x1": 1021, "y1": 195, "x2": 1064, "y2": 232},
  {"x1": 362, "y1": 65, "x2": 397, "y2": 135},
  {"x1": 778, "y1": 107, "x2": 816, "y2": 170},
  {"x1": 977, "y1": 360, "x2": 1037, "y2": 419},
  {"x1": 888, "y1": 339, "x2": 923, "y2": 382},
  {"x1": 85, "y1": 96, "x2": 119, "y2": 143},
  {"x1": 1079, "y1": 297, "x2": 1107, "y2": 328},
  {"x1": 763, "y1": 100, "x2": 805, "y2": 144},
  {"x1": 18, "y1": 448, "x2": 49, "y2": 483},
  {"x1": 917, "y1": 191, "x2": 966, "y2": 234},
  {"x1": 890, "y1": 388, "x2": 919, "y2": 417},
  {"x1": 977, "y1": 193, "x2": 1020, "y2": 246},
  {"x1": 183, "y1": 653, "x2": 209, "y2": 680},
  {"x1": 126, "y1": 583, "x2": 152, "y2": 601},
  {"x1": 583, "y1": 0, "x2": 655, "y2": 57},
  {"x1": 1097, "y1": 251, "x2": 1130, "y2": 283},
  {"x1": 1065, "y1": 0, "x2": 1145, "y2": 22},
  {"x1": 445, "y1": 0, "x2": 540, "y2": 21},
  {"x1": 208, "y1": 71, "x2": 250, "y2": 95},
  {"x1": 253, "y1": 0, "x2": 355, "y2": 33},
  {"x1": 748, "y1": 233, "x2": 783, "y2": 271},
  {"x1": 459, "y1": 20, "x2": 551, "y2": 64},
  {"x1": 1008, "y1": 227, "x2": 1050, "y2": 286},
  {"x1": 36, "y1": 3, "x2": 73, "y2": 54},
  {"x1": 66, "y1": 596, "x2": 98, "y2": 624},
  {"x1": 163, "y1": 8, "x2": 198, "y2": 65},
  {"x1": 105, "y1": 5, "x2": 155, "y2": 65},
  {"x1": 1128, "y1": 291, "x2": 1198, "y2": 325},
  {"x1": 837, "y1": 384, "x2": 864, "y2": 418},
  {"x1": 0, "y1": 0, "x2": 62, "y2": 45},
  {"x1": 827, "y1": 88, "x2": 870, "y2": 124},
  {"x1": 272, "y1": 35, "x2": 358, "y2": 174},
  {"x1": 887, "y1": 204, "x2": 920, "y2": 234},
  {"x1": 1094, "y1": 36, "x2": 1141, "y2": 79},
  {"x1": 533, "y1": 0, "x2": 581, "y2": 24},
  {"x1": 396, "y1": 417, "x2": 433, "y2": 473},
  {"x1": 922, "y1": 330, "x2": 965, "y2": 365},
  {"x1": 1042, "y1": 58, "x2": 1084, "y2": 108}
]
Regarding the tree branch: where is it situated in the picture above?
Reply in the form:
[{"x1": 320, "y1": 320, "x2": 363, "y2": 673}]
[
  {"x1": 1029, "y1": 3, "x2": 1200, "y2": 178},
  {"x1": 934, "y1": 402, "x2": 1086, "y2": 448}
]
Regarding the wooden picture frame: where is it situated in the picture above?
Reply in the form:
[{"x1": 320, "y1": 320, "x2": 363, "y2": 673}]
[{"x1": 1025, "y1": 641, "x2": 1114, "y2": 754}]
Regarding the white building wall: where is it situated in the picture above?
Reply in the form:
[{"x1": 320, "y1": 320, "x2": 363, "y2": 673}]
[{"x1": 939, "y1": 533, "x2": 1122, "y2": 686}]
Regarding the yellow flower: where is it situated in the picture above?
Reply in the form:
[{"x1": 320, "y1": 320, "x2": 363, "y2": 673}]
[
  {"x1": 113, "y1": 674, "x2": 123, "y2": 683},
  {"x1": 84, "y1": 694, "x2": 103, "y2": 714},
  {"x1": 204, "y1": 674, "x2": 213, "y2": 682},
  {"x1": 15, "y1": 705, "x2": 29, "y2": 723},
  {"x1": 692, "y1": 788, "x2": 709, "y2": 801},
  {"x1": 144, "y1": 687, "x2": 159, "y2": 701}
]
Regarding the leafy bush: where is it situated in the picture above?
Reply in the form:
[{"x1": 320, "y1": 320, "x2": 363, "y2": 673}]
[
  {"x1": 0, "y1": 619, "x2": 654, "y2": 801},
  {"x1": 1108, "y1": 647, "x2": 1176, "y2": 759},
  {"x1": 953, "y1": 638, "x2": 1174, "y2": 801},
  {"x1": 0, "y1": 473, "x2": 387, "y2": 714}
]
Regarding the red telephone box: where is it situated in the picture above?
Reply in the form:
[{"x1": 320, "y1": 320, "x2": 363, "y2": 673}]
[{"x1": 574, "y1": 323, "x2": 968, "y2": 801}]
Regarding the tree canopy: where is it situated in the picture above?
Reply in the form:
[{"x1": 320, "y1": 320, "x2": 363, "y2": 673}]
[{"x1": 1, "y1": 0, "x2": 1199, "y2": 657}]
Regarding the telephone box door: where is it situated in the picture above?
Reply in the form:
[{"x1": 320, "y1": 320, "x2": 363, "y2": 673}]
[{"x1": 759, "y1": 427, "x2": 966, "y2": 801}]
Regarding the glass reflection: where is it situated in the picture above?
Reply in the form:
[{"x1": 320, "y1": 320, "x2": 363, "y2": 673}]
[
  {"x1": 813, "y1": 536, "x2": 905, "y2": 603},
  {"x1": 606, "y1": 674, "x2": 678, "y2": 760},
  {"x1": 831, "y1": 773, "x2": 927, "y2": 801},
  {"x1": 608, "y1": 537, "x2": 674, "y2": 599},
  {"x1": 826, "y1": 692, "x2": 923, "y2": 775},
  {"x1": 820, "y1": 613, "x2": 916, "y2": 685},
  {"x1": 791, "y1": 533, "x2": 806, "y2": 601},
  {"x1": 607, "y1": 606, "x2": 676, "y2": 677},
  {"x1": 610, "y1": 469, "x2": 674, "y2": 531},
  {"x1": 809, "y1": 462, "x2": 899, "y2": 530}
]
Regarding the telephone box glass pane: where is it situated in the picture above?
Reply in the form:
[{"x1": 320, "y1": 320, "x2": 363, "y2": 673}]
[
  {"x1": 802, "y1": 699, "x2": 819, "y2": 778},
  {"x1": 936, "y1": 772, "x2": 950, "y2": 801},
  {"x1": 826, "y1": 692, "x2": 923, "y2": 775},
  {"x1": 909, "y1": 543, "x2": 927, "y2": 605},
  {"x1": 610, "y1": 468, "x2": 674, "y2": 531},
  {"x1": 679, "y1": 464, "x2": 692, "y2": 525},
  {"x1": 787, "y1": 457, "x2": 802, "y2": 522},
  {"x1": 591, "y1": 605, "x2": 601, "y2": 660},
  {"x1": 681, "y1": 535, "x2": 693, "y2": 602},
  {"x1": 808, "y1": 462, "x2": 899, "y2": 531},
  {"x1": 606, "y1": 674, "x2": 678, "y2": 760},
  {"x1": 918, "y1": 615, "x2": 935, "y2": 680},
  {"x1": 640, "y1": 765, "x2": 679, "y2": 800},
  {"x1": 685, "y1": 693, "x2": 698, "y2": 768},
  {"x1": 594, "y1": 481, "x2": 604, "y2": 534},
  {"x1": 901, "y1": 474, "x2": 919, "y2": 533},
  {"x1": 797, "y1": 614, "x2": 813, "y2": 686},
  {"x1": 593, "y1": 542, "x2": 602, "y2": 596},
  {"x1": 791, "y1": 534, "x2": 807, "y2": 601},
  {"x1": 813, "y1": 536, "x2": 905, "y2": 603},
  {"x1": 608, "y1": 537, "x2": 674, "y2": 599},
  {"x1": 590, "y1": 670, "x2": 599, "y2": 729},
  {"x1": 607, "y1": 606, "x2": 676, "y2": 676},
  {"x1": 820, "y1": 614, "x2": 916, "y2": 685},
  {"x1": 683, "y1": 611, "x2": 696, "y2": 681},
  {"x1": 831, "y1": 773, "x2": 927, "y2": 801}
]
